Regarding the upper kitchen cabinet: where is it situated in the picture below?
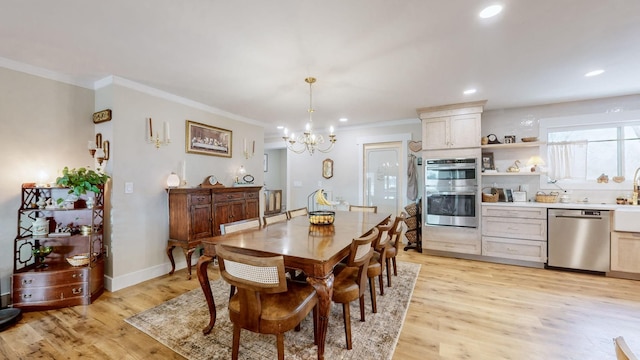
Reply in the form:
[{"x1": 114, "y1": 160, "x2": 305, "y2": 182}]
[{"x1": 418, "y1": 101, "x2": 487, "y2": 150}]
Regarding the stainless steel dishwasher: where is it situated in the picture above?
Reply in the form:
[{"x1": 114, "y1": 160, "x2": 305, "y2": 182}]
[{"x1": 547, "y1": 208, "x2": 610, "y2": 272}]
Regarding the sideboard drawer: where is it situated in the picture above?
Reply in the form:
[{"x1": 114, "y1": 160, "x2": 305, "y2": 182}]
[
  {"x1": 13, "y1": 268, "x2": 89, "y2": 288},
  {"x1": 12, "y1": 282, "x2": 88, "y2": 304},
  {"x1": 189, "y1": 193, "x2": 211, "y2": 205},
  {"x1": 214, "y1": 192, "x2": 245, "y2": 202}
]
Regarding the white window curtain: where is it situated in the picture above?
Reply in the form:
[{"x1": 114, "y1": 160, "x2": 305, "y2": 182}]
[{"x1": 547, "y1": 140, "x2": 588, "y2": 180}]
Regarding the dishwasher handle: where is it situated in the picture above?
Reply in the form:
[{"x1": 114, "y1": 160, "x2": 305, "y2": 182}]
[{"x1": 554, "y1": 215, "x2": 603, "y2": 220}]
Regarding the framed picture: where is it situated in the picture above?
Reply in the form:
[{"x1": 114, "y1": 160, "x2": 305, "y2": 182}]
[
  {"x1": 185, "y1": 120, "x2": 232, "y2": 157},
  {"x1": 264, "y1": 154, "x2": 268, "y2": 172},
  {"x1": 322, "y1": 158, "x2": 333, "y2": 179},
  {"x1": 482, "y1": 152, "x2": 495, "y2": 171},
  {"x1": 504, "y1": 135, "x2": 516, "y2": 144}
]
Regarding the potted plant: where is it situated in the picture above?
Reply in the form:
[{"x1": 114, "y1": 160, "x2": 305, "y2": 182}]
[{"x1": 56, "y1": 167, "x2": 109, "y2": 196}]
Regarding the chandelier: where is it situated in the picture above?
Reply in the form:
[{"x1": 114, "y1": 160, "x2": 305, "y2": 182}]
[{"x1": 283, "y1": 77, "x2": 336, "y2": 155}]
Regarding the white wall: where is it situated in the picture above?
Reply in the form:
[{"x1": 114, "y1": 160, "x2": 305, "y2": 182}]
[
  {"x1": 0, "y1": 67, "x2": 94, "y2": 303},
  {"x1": 278, "y1": 121, "x2": 422, "y2": 211},
  {"x1": 100, "y1": 80, "x2": 265, "y2": 291}
]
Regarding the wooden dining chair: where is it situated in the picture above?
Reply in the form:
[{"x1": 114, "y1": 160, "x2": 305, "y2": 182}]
[
  {"x1": 348, "y1": 205, "x2": 378, "y2": 213},
  {"x1": 384, "y1": 213, "x2": 406, "y2": 287},
  {"x1": 332, "y1": 227, "x2": 379, "y2": 350},
  {"x1": 263, "y1": 212, "x2": 289, "y2": 226},
  {"x1": 366, "y1": 223, "x2": 389, "y2": 313},
  {"x1": 216, "y1": 245, "x2": 318, "y2": 360},
  {"x1": 614, "y1": 336, "x2": 639, "y2": 360},
  {"x1": 220, "y1": 217, "x2": 261, "y2": 234},
  {"x1": 287, "y1": 207, "x2": 308, "y2": 218}
]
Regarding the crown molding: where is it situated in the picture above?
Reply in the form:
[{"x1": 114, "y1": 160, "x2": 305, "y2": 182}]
[{"x1": 0, "y1": 56, "x2": 95, "y2": 89}]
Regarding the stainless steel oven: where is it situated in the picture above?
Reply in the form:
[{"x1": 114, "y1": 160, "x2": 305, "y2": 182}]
[{"x1": 424, "y1": 158, "x2": 479, "y2": 228}]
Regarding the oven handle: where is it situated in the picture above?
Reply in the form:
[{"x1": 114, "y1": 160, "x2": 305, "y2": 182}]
[{"x1": 426, "y1": 166, "x2": 476, "y2": 171}]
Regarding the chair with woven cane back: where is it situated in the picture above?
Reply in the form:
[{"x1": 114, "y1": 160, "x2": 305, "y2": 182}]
[
  {"x1": 348, "y1": 205, "x2": 378, "y2": 213},
  {"x1": 384, "y1": 213, "x2": 406, "y2": 287},
  {"x1": 287, "y1": 207, "x2": 308, "y2": 218},
  {"x1": 366, "y1": 218, "x2": 395, "y2": 313},
  {"x1": 216, "y1": 244, "x2": 319, "y2": 360},
  {"x1": 332, "y1": 227, "x2": 379, "y2": 349},
  {"x1": 263, "y1": 212, "x2": 289, "y2": 226},
  {"x1": 220, "y1": 217, "x2": 261, "y2": 234}
]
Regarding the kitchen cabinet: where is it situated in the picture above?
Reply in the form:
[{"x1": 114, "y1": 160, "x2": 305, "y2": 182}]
[
  {"x1": 423, "y1": 225, "x2": 481, "y2": 255},
  {"x1": 611, "y1": 231, "x2": 640, "y2": 274},
  {"x1": 418, "y1": 101, "x2": 486, "y2": 150},
  {"x1": 167, "y1": 186, "x2": 261, "y2": 279},
  {"x1": 12, "y1": 183, "x2": 106, "y2": 310},
  {"x1": 481, "y1": 205, "x2": 547, "y2": 263}
]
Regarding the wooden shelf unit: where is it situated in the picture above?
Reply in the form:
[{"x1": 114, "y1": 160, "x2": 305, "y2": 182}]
[{"x1": 12, "y1": 183, "x2": 106, "y2": 311}]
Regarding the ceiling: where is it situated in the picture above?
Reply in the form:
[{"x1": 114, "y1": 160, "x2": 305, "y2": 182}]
[{"x1": 1, "y1": 1, "x2": 639, "y2": 136}]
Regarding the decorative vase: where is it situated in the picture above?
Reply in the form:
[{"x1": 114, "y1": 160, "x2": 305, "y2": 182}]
[{"x1": 32, "y1": 217, "x2": 49, "y2": 237}]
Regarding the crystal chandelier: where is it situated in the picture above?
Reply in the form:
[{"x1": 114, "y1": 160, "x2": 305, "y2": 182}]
[{"x1": 283, "y1": 77, "x2": 336, "y2": 155}]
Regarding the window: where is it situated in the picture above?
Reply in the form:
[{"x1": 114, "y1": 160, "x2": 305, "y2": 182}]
[{"x1": 540, "y1": 110, "x2": 640, "y2": 189}]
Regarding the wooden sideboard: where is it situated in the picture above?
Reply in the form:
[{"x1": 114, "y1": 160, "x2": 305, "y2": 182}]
[{"x1": 166, "y1": 186, "x2": 261, "y2": 279}]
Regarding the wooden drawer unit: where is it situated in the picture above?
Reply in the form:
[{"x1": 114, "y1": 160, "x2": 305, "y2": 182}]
[
  {"x1": 481, "y1": 205, "x2": 548, "y2": 263},
  {"x1": 482, "y1": 236, "x2": 547, "y2": 263},
  {"x1": 482, "y1": 216, "x2": 547, "y2": 241},
  {"x1": 167, "y1": 186, "x2": 261, "y2": 279},
  {"x1": 482, "y1": 206, "x2": 546, "y2": 220},
  {"x1": 611, "y1": 231, "x2": 640, "y2": 273},
  {"x1": 14, "y1": 268, "x2": 88, "y2": 288}
]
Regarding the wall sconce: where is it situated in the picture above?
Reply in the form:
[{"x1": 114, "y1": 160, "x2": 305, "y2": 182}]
[
  {"x1": 147, "y1": 117, "x2": 170, "y2": 149},
  {"x1": 527, "y1": 155, "x2": 546, "y2": 172},
  {"x1": 88, "y1": 133, "x2": 110, "y2": 166},
  {"x1": 243, "y1": 138, "x2": 255, "y2": 159}
]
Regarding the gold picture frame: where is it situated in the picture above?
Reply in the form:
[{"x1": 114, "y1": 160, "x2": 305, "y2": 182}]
[
  {"x1": 322, "y1": 158, "x2": 333, "y2": 179},
  {"x1": 185, "y1": 120, "x2": 232, "y2": 157}
]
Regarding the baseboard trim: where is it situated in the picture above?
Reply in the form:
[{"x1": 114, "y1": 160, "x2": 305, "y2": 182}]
[{"x1": 105, "y1": 260, "x2": 189, "y2": 292}]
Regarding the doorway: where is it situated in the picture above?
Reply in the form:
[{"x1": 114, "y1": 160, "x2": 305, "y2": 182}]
[{"x1": 363, "y1": 141, "x2": 404, "y2": 216}]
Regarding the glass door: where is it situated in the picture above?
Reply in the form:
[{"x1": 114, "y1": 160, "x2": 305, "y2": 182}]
[{"x1": 363, "y1": 142, "x2": 403, "y2": 216}]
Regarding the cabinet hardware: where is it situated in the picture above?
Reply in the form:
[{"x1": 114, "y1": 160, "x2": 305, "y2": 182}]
[
  {"x1": 72, "y1": 288, "x2": 83, "y2": 295},
  {"x1": 22, "y1": 293, "x2": 32, "y2": 299},
  {"x1": 22, "y1": 279, "x2": 33, "y2": 285}
]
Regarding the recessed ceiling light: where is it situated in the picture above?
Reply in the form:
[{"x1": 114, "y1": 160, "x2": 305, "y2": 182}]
[
  {"x1": 585, "y1": 69, "x2": 605, "y2": 77},
  {"x1": 339, "y1": 118, "x2": 348, "y2": 122},
  {"x1": 479, "y1": 5, "x2": 503, "y2": 18},
  {"x1": 276, "y1": 125, "x2": 284, "y2": 129},
  {"x1": 463, "y1": 89, "x2": 477, "y2": 95}
]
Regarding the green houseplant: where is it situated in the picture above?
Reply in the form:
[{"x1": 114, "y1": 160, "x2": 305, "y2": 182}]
[{"x1": 56, "y1": 167, "x2": 109, "y2": 196}]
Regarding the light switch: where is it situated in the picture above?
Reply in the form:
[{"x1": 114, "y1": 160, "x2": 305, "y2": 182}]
[{"x1": 125, "y1": 182, "x2": 134, "y2": 193}]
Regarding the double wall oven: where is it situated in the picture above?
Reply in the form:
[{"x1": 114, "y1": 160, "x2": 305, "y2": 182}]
[{"x1": 424, "y1": 158, "x2": 479, "y2": 228}]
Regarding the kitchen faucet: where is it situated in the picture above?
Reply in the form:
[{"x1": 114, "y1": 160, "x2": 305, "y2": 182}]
[{"x1": 633, "y1": 167, "x2": 640, "y2": 204}]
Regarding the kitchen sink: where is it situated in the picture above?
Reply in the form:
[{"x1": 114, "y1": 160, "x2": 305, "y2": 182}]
[{"x1": 613, "y1": 207, "x2": 640, "y2": 232}]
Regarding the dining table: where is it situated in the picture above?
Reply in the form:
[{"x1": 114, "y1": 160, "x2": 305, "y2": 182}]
[{"x1": 196, "y1": 210, "x2": 391, "y2": 360}]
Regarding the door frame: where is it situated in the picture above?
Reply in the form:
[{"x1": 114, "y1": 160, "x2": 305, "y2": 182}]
[{"x1": 356, "y1": 133, "x2": 412, "y2": 215}]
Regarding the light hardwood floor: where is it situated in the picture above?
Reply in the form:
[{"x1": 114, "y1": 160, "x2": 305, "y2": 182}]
[{"x1": 1, "y1": 251, "x2": 639, "y2": 359}]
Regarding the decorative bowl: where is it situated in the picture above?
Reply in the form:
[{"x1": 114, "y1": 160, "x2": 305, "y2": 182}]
[
  {"x1": 521, "y1": 137, "x2": 538, "y2": 142},
  {"x1": 66, "y1": 254, "x2": 90, "y2": 267},
  {"x1": 309, "y1": 211, "x2": 335, "y2": 225}
]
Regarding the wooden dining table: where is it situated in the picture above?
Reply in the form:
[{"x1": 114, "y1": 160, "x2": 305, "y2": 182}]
[{"x1": 196, "y1": 211, "x2": 391, "y2": 360}]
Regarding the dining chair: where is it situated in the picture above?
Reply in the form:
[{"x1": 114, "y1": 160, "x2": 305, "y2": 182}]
[
  {"x1": 366, "y1": 223, "x2": 390, "y2": 313},
  {"x1": 216, "y1": 244, "x2": 318, "y2": 360},
  {"x1": 220, "y1": 217, "x2": 261, "y2": 234},
  {"x1": 348, "y1": 205, "x2": 378, "y2": 213},
  {"x1": 287, "y1": 207, "x2": 308, "y2": 218},
  {"x1": 384, "y1": 213, "x2": 406, "y2": 287},
  {"x1": 614, "y1": 336, "x2": 639, "y2": 360},
  {"x1": 263, "y1": 212, "x2": 289, "y2": 226},
  {"x1": 332, "y1": 227, "x2": 379, "y2": 350}
]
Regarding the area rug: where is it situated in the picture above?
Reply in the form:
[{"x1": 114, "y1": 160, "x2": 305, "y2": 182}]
[{"x1": 125, "y1": 261, "x2": 420, "y2": 360}]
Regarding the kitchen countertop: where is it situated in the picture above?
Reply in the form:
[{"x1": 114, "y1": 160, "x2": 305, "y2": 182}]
[{"x1": 481, "y1": 201, "x2": 640, "y2": 211}]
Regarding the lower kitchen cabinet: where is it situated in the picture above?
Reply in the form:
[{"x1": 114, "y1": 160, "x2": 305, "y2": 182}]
[
  {"x1": 423, "y1": 225, "x2": 481, "y2": 255},
  {"x1": 481, "y1": 205, "x2": 547, "y2": 263},
  {"x1": 611, "y1": 231, "x2": 640, "y2": 273}
]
